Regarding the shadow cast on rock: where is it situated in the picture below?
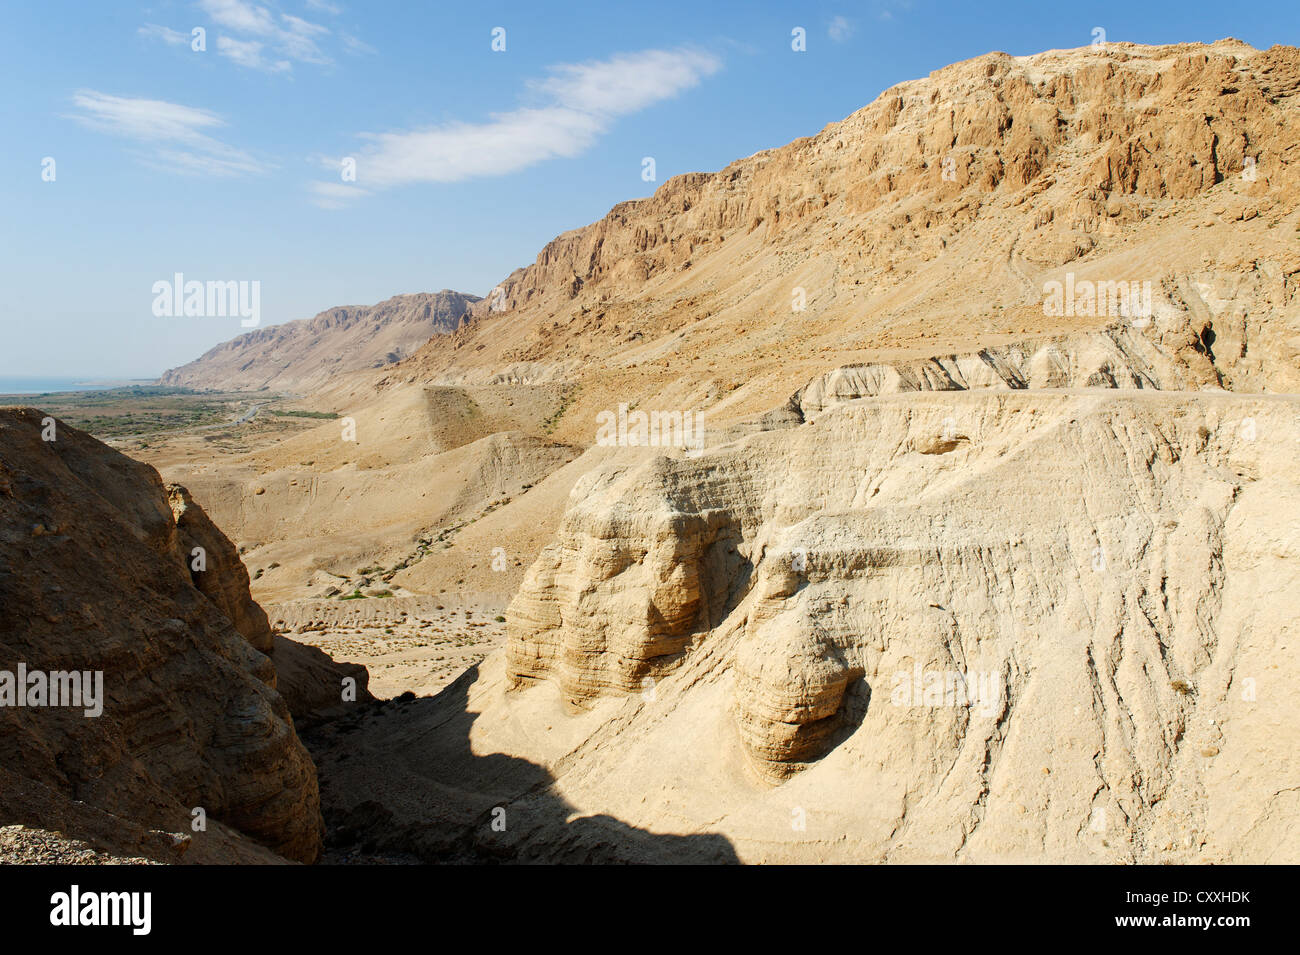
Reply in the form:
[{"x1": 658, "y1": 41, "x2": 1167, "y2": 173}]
[{"x1": 302, "y1": 664, "x2": 740, "y2": 864}]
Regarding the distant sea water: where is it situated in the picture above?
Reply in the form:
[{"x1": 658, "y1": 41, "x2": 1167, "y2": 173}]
[{"x1": 0, "y1": 377, "x2": 157, "y2": 396}]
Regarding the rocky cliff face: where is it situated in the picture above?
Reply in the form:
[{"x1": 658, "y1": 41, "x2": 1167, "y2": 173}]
[
  {"x1": 0, "y1": 409, "x2": 323, "y2": 863},
  {"x1": 467, "y1": 40, "x2": 1296, "y2": 319},
  {"x1": 441, "y1": 47, "x2": 1300, "y2": 860},
  {"x1": 168, "y1": 484, "x2": 275, "y2": 654},
  {"x1": 161, "y1": 290, "x2": 479, "y2": 393},
  {"x1": 790, "y1": 317, "x2": 1222, "y2": 418},
  {"x1": 121, "y1": 40, "x2": 1300, "y2": 864},
  {"x1": 377, "y1": 40, "x2": 1298, "y2": 433},
  {"x1": 500, "y1": 389, "x2": 1298, "y2": 861}
]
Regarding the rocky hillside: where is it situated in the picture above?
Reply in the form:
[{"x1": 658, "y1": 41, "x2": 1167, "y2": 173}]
[
  {"x1": 161, "y1": 290, "x2": 479, "y2": 393},
  {"x1": 292, "y1": 40, "x2": 1300, "y2": 864},
  {"x1": 123, "y1": 40, "x2": 1300, "y2": 863},
  {"x1": 0, "y1": 408, "x2": 348, "y2": 863},
  {"x1": 258, "y1": 38, "x2": 1298, "y2": 613},
  {"x1": 313, "y1": 388, "x2": 1299, "y2": 863},
  {"x1": 511, "y1": 389, "x2": 1298, "y2": 861},
  {"x1": 365, "y1": 40, "x2": 1298, "y2": 429}
]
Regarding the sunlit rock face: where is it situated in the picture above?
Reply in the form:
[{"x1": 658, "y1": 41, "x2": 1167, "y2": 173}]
[{"x1": 503, "y1": 389, "x2": 1300, "y2": 862}]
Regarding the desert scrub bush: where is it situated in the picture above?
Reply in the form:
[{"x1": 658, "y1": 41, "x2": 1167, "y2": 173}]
[
  {"x1": 542, "y1": 384, "x2": 581, "y2": 435},
  {"x1": 270, "y1": 409, "x2": 339, "y2": 419}
]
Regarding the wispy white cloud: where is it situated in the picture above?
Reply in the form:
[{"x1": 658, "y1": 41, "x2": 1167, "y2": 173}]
[
  {"x1": 215, "y1": 35, "x2": 291, "y2": 72},
  {"x1": 873, "y1": 0, "x2": 914, "y2": 22},
  {"x1": 528, "y1": 49, "x2": 722, "y2": 115},
  {"x1": 138, "y1": 23, "x2": 191, "y2": 47},
  {"x1": 354, "y1": 108, "x2": 607, "y2": 186},
  {"x1": 140, "y1": 1, "x2": 365, "y2": 72},
  {"x1": 278, "y1": 13, "x2": 332, "y2": 63},
  {"x1": 67, "y1": 90, "x2": 268, "y2": 177},
  {"x1": 201, "y1": 0, "x2": 278, "y2": 36},
  {"x1": 313, "y1": 47, "x2": 721, "y2": 204},
  {"x1": 828, "y1": 16, "x2": 854, "y2": 42},
  {"x1": 309, "y1": 180, "x2": 370, "y2": 209},
  {"x1": 151, "y1": 147, "x2": 265, "y2": 177},
  {"x1": 200, "y1": 0, "x2": 331, "y2": 70},
  {"x1": 340, "y1": 31, "x2": 376, "y2": 56}
]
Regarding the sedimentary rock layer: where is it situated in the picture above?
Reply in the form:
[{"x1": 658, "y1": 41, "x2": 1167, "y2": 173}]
[
  {"x1": 0, "y1": 409, "x2": 323, "y2": 862},
  {"x1": 502, "y1": 390, "x2": 1298, "y2": 861}
]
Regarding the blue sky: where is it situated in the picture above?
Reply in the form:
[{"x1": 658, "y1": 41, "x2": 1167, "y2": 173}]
[{"x1": 1, "y1": 0, "x2": 1294, "y2": 378}]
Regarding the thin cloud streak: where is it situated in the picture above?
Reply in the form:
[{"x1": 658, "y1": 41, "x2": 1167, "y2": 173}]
[
  {"x1": 315, "y1": 47, "x2": 721, "y2": 203},
  {"x1": 215, "y1": 35, "x2": 291, "y2": 72},
  {"x1": 199, "y1": 0, "x2": 331, "y2": 70},
  {"x1": 67, "y1": 90, "x2": 268, "y2": 177},
  {"x1": 139, "y1": 1, "x2": 362, "y2": 72},
  {"x1": 138, "y1": 24, "x2": 190, "y2": 47}
]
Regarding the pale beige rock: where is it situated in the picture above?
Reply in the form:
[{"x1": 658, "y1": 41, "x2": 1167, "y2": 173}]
[
  {"x1": 791, "y1": 318, "x2": 1221, "y2": 418},
  {"x1": 493, "y1": 390, "x2": 1300, "y2": 861}
]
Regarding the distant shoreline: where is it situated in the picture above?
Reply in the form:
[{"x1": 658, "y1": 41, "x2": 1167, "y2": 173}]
[{"x1": 0, "y1": 377, "x2": 158, "y2": 396}]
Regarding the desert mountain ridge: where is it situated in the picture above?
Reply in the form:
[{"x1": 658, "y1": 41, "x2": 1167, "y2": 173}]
[
  {"x1": 344, "y1": 38, "x2": 1298, "y2": 428},
  {"x1": 167, "y1": 39, "x2": 1299, "y2": 420},
  {"x1": 160, "y1": 290, "x2": 480, "y2": 393},
  {"x1": 6, "y1": 39, "x2": 1299, "y2": 865},
  {"x1": 175, "y1": 38, "x2": 1299, "y2": 863},
  {"x1": 153, "y1": 38, "x2": 1300, "y2": 606}
]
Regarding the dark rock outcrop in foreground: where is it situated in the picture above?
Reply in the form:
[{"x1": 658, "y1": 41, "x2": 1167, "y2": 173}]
[{"x1": 0, "y1": 408, "x2": 333, "y2": 863}]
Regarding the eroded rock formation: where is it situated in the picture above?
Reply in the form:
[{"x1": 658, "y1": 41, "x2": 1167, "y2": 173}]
[
  {"x1": 501, "y1": 390, "x2": 1299, "y2": 860},
  {"x1": 168, "y1": 483, "x2": 275, "y2": 654},
  {"x1": 0, "y1": 409, "x2": 323, "y2": 863}
]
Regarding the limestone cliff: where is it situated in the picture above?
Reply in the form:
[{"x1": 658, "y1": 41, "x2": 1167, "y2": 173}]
[
  {"x1": 500, "y1": 389, "x2": 1298, "y2": 861},
  {"x1": 373, "y1": 40, "x2": 1298, "y2": 432}
]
